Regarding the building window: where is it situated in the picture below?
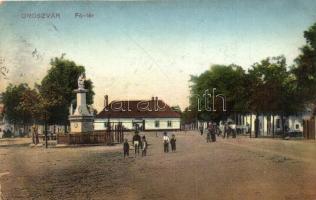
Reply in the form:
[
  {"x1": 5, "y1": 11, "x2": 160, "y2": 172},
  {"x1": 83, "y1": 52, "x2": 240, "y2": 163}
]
[
  {"x1": 296, "y1": 124, "x2": 299, "y2": 130},
  {"x1": 167, "y1": 120, "x2": 172, "y2": 127},
  {"x1": 276, "y1": 119, "x2": 281, "y2": 129},
  {"x1": 155, "y1": 120, "x2": 160, "y2": 128}
]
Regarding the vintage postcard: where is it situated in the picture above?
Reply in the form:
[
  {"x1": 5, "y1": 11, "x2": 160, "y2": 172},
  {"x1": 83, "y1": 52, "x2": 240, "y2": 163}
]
[{"x1": 0, "y1": 0, "x2": 316, "y2": 199}]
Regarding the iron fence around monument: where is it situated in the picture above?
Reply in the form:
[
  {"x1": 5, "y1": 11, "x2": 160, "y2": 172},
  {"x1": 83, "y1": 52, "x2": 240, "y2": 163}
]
[{"x1": 57, "y1": 125, "x2": 124, "y2": 145}]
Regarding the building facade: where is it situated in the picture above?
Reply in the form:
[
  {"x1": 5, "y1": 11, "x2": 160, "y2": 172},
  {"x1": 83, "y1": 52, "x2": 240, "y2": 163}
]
[{"x1": 95, "y1": 97, "x2": 181, "y2": 131}]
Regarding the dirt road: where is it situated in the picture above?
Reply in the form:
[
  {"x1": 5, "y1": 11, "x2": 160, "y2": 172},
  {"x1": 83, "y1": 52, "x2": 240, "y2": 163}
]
[{"x1": 0, "y1": 132, "x2": 316, "y2": 200}]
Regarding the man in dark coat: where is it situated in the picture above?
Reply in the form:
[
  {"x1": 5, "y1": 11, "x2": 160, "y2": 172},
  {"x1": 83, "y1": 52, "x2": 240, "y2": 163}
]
[{"x1": 123, "y1": 139, "x2": 129, "y2": 158}]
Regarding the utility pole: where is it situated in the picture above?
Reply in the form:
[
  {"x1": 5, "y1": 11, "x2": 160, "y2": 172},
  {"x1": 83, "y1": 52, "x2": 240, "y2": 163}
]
[
  {"x1": 250, "y1": 114, "x2": 252, "y2": 138},
  {"x1": 45, "y1": 111, "x2": 48, "y2": 148},
  {"x1": 272, "y1": 114, "x2": 275, "y2": 138}
]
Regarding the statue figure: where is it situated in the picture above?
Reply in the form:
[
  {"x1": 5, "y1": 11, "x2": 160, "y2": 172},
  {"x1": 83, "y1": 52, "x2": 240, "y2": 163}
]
[
  {"x1": 88, "y1": 105, "x2": 94, "y2": 116},
  {"x1": 78, "y1": 73, "x2": 86, "y2": 90},
  {"x1": 69, "y1": 103, "x2": 73, "y2": 115}
]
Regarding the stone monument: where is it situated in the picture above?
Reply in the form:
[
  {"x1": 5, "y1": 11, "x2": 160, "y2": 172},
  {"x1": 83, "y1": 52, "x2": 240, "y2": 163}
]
[{"x1": 69, "y1": 73, "x2": 94, "y2": 133}]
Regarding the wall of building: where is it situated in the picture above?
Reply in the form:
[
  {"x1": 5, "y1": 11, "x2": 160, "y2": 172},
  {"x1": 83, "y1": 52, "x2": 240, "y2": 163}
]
[
  {"x1": 144, "y1": 118, "x2": 180, "y2": 130},
  {"x1": 243, "y1": 114, "x2": 305, "y2": 136},
  {"x1": 94, "y1": 118, "x2": 135, "y2": 130},
  {"x1": 94, "y1": 118, "x2": 181, "y2": 131}
]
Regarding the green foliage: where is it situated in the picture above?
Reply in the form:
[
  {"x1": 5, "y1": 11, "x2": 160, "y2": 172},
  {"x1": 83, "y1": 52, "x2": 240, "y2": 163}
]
[
  {"x1": 2, "y1": 83, "x2": 32, "y2": 124},
  {"x1": 190, "y1": 64, "x2": 248, "y2": 122},
  {"x1": 2, "y1": 56, "x2": 95, "y2": 126},
  {"x1": 187, "y1": 22, "x2": 316, "y2": 122},
  {"x1": 181, "y1": 107, "x2": 198, "y2": 124},
  {"x1": 189, "y1": 56, "x2": 304, "y2": 122},
  {"x1": 38, "y1": 56, "x2": 95, "y2": 124},
  {"x1": 248, "y1": 56, "x2": 303, "y2": 116},
  {"x1": 292, "y1": 22, "x2": 316, "y2": 104}
]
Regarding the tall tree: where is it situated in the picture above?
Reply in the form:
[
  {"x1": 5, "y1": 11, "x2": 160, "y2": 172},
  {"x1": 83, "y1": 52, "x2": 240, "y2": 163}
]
[
  {"x1": 292, "y1": 22, "x2": 316, "y2": 106},
  {"x1": 248, "y1": 56, "x2": 302, "y2": 136},
  {"x1": 2, "y1": 83, "x2": 33, "y2": 135},
  {"x1": 38, "y1": 56, "x2": 95, "y2": 125},
  {"x1": 189, "y1": 64, "x2": 248, "y2": 122}
]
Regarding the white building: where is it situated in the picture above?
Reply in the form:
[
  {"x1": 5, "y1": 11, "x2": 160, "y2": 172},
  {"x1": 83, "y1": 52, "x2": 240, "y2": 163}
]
[
  {"x1": 242, "y1": 112, "x2": 311, "y2": 136},
  {"x1": 95, "y1": 97, "x2": 181, "y2": 131}
]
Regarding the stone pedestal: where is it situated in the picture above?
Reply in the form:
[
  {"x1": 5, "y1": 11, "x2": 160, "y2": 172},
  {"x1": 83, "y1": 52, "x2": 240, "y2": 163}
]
[{"x1": 69, "y1": 89, "x2": 94, "y2": 134}]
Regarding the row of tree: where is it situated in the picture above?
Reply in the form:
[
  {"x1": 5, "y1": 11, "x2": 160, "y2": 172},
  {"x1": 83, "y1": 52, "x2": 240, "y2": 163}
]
[
  {"x1": 2, "y1": 56, "x2": 95, "y2": 134},
  {"x1": 2, "y1": 22, "x2": 316, "y2": 136},
  {"x1": 184, "y1": 22, "x2": 316, "y2": 128}
]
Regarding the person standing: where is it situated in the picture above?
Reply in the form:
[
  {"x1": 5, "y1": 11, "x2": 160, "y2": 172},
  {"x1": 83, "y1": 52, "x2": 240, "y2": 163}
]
[
  {"x1": 141, "y1": 136, "x2": 147, "y2": 156},
  {"x1": 224, "y1": 122, "x2": 229, "y2": 139},
  {"x1": 206, "y1": 122, "x2": 213, "y2": 143},
  {"x1": 31, "y1": 125, "x2": 36, "y2": 144},
  {"x1": 170, "y1": 134, "x2": 177, "y2": 152},
  {"x1": 199, "y1": 125, "x2": 204, "y2": 135},
  {"x1": 229, "y1": 123, "x2": 236, "y2": 138},
  {"x1": 132, "y1": 131, "x2": 141, "y2": 157},
  {"x1": 163, "y1": 132, "x2": 170, "y2": 153},
  {"x1": 211, "y1": 123, "x2": 217, "y2": 142},
  {"x1": 34, "y1": 125, "x2": 39, "y2": 144},
  {"x1": 123, "y1": 139, "x2": 130, "y2": 158},
  {"x1": 206, "y1": 130, "x2": 211, "y2": 143}
]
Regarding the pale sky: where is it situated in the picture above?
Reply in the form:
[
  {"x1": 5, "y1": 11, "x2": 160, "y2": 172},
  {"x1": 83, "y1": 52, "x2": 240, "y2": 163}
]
[{"x1": 1, "y1": 0, "x2": 316, "y2": 111}]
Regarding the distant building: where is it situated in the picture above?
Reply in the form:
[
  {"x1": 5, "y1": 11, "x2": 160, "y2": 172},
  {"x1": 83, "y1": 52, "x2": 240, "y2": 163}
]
[
  {"x1": 242, "y1": 113, "x2": 310, "y2": 136},
  {"x1": 95, "y1": 97, "x2": 181, "y2": 131}
]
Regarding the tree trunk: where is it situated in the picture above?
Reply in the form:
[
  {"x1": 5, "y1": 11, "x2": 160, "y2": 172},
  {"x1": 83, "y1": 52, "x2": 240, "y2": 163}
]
[
  {"x1": 64, "y1": 123, "x2": 68, "y2": 134},
  {"x1": 281, "y1": 113, "x2": 285, "y2": 137},
  {"x1": 255, "y1": 113, "x2": 259, "y2": 138},
  {"x1": 45, "y1": 113, "x2": 48, "y2": 148}
]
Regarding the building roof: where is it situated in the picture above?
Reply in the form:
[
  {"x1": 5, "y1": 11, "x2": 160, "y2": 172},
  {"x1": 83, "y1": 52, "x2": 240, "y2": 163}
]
[{"x1": 97, "y1": 99, "x2": 181, "y2": 119}]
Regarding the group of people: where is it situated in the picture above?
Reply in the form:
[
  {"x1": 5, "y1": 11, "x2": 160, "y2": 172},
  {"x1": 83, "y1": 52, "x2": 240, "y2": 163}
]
[
  {"x1": 123, "y1": 131, "x2": 177, "y2": 158},
  {"x1": 123, "y1": 131, "x2": 148, "y2": 158},
  {"x1": 223, "y1": 122, "x2": 237, "y2": 138},
  {"x1": 200, "y1": 121, "x2": 237, "y2": 143},
  {"x1": 163, "y1": 132, "x2": 176, "y2": 153}
]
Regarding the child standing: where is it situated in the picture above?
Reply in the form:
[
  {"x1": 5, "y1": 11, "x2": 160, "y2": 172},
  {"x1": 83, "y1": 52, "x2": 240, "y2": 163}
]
[
  {"x1": 123, "y1": 139, "x2": 129, "y2": 158},
  {"x1": 163, "y1": 132, "x2": 170, "y2": 153},
  {"x1": 170, "y1": 134, "x2": 176, "y2": 152},
  {"x1": 141, "y1": 136, "x2": 147, "y2": 156}
]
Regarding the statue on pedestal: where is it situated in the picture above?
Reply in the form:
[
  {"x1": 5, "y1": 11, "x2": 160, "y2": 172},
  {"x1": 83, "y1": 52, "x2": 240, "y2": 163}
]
[
  {"x1": 78, "y1": 73, "x2": 86, "y2": 90},
  {"x1": 68, "y1": 73, "x2": 94, "y2": 135}
]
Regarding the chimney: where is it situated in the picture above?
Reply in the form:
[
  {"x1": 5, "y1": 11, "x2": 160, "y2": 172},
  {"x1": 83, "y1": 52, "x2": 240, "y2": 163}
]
[
  {"x1": 155, "y1": 96, "x2": 159, "y2": 111},
  {"x1": 151, "y1": 96, "x2": 155, "y2": 111},
  {"x1": 104, "y1": 95, "x2": 109, "y2": 108}
]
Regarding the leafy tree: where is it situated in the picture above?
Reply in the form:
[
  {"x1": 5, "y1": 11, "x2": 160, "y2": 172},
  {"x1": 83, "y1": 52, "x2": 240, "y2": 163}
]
[
  {"x1": 189, "y1": 64, "x2": 248, "y2": 122},
  {"x1": 181, "y1": 107, "x2": 198, "y2": 124},
  {"x1": 248, "y1": 56, "x2": 303, "y2": 136},
  {"x1": 38, "y1": 56, "x2": 95, "y2": 125},
  {"x1": 2, "y1": 83, "x2": 31, "y2": 124},
  {"x1": 18, "y1": 88, "x2": 61, "y2": 123},
  {"x1": 17, "y1": 88, "x2": 41, "y2": 123},
  {"x1": 248, "y1": 56, "x2": 287, "y2": 114},
  {"x1": 2, "y1": 83, "x2": 32, "y2": 136},
  {"x1": 292, "y1": 22, "x2": 316, "y2": 106}
]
